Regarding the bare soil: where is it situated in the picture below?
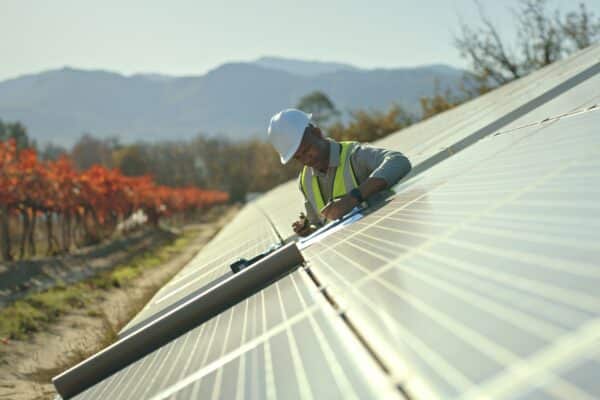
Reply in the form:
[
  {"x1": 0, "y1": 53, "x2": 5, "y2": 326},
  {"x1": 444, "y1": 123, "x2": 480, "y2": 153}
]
[{"x1": 0, "y1": 206, "x2": 239, "y2": 400}]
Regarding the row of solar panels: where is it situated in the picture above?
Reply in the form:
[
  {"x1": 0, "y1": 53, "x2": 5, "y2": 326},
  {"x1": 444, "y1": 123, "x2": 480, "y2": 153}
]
[{"x1": 56, "y1": 43, "x2": 600, "y2": 399}]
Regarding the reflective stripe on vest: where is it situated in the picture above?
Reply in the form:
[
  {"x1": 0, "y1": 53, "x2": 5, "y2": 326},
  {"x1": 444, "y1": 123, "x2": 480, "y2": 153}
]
[{"x1": 300, "y1": 141, "x2": 359, "y2": 215}]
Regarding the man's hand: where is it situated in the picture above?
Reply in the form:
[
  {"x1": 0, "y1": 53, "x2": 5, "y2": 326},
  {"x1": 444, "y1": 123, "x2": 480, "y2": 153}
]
[
  {"x1": 320, "y1": 195, "x2": 358, "y2": 221},
  {"x1": 292, "y1": 213, "x2": 315, "y2": 237}
]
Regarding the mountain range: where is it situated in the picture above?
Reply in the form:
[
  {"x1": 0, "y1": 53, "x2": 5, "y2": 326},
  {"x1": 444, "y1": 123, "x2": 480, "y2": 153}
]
[{"x1": 0, "y1": 57, "x2": 468, "y2": 146}]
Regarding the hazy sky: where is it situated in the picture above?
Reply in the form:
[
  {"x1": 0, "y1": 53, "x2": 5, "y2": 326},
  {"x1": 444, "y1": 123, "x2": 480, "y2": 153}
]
[{"x1": 2, "y1": 0, "x2": 599, "y2": 81}]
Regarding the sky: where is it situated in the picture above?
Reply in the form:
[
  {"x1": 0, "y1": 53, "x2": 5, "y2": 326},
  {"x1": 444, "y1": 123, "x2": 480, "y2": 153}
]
[{"x1": 2, "y1": 0, "x2": 600, "y2": 81}]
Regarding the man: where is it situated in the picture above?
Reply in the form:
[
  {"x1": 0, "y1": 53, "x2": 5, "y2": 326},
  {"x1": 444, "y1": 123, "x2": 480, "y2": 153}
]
[{"x1": 268, "y1": 108, "x2": 411, "y2": 237}]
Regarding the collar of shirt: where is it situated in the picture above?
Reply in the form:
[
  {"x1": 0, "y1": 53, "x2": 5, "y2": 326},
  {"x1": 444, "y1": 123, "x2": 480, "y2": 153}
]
[{"x1": 312, "y1": 139, "x2": 340, "y2": 178}]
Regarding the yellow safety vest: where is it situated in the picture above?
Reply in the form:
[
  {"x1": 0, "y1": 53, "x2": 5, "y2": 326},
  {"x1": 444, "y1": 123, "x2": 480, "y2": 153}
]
[{"x1": 300, "y1": 141, "x2": 359, "y2": 216}]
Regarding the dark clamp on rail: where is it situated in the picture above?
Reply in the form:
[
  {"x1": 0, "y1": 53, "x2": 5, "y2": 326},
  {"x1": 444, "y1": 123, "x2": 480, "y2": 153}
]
[{"x1": 230, "y1": 243, "x2": 283, "y2": 273}]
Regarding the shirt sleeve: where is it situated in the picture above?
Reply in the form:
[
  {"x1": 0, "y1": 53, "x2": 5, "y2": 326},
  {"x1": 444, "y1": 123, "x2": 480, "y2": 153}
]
[{"x1": 350, "y1": 143, "x2": 412, "y2": 187}]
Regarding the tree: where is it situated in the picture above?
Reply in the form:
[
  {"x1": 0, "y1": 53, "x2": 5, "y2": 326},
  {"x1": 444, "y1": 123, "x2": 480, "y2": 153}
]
[
  {"x1": 40, "y1": 142, "x2": 68, "y2": 161},
  {"x1": 0, "y1": 119, "x2": 34, "y2": 150},
  {"x1": 296, "y1": 91, "x2": 340, "y2": 126},
  {"x1": 419, "y1": 80, "x2": 465, "y2": 120},
  {"x1": 456, "y1": 0, "x2": 600, "y2": 86},
  {"x1": 70, "y1": 134, "x2": 114, "y2": 171},
  {"x1": 328, "y1": 104, "x2": 414, "y2": 143},
  {"x1": 112, "y1": 145, "x2": 149, "y2": 177}
]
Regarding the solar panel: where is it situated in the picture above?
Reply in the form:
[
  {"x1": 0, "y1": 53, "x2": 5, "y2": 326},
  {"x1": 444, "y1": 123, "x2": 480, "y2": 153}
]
[
  {"x1": 301, "y1": 108, "x2": 600, "y2": 399},
  {"x1": 253, "y1": 180, "x2": 303, "y2": 239}
]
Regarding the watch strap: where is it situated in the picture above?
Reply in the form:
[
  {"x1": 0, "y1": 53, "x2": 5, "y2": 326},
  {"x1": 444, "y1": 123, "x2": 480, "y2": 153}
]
[{"x1": 349, "y1": 188, "x2": 363, "y2": 203}]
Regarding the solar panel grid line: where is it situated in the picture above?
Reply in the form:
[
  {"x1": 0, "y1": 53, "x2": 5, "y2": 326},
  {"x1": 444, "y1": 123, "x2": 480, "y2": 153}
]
[
  {"x1": 498, "y1": 198, "x2": 600, "y2": 209},
  {"x1": 274, "y1": 282, "x2": 314, "y2": 400},
  {"x1": 346, "y1": 234, "x2": 600, "y2": 313},
  {"x1": 206, "y1": 302, "x2": 237, "y2": 400},
  {"x1": 388, "y1": 260, "x2": 566, "y2": 344},
  {"x1": 319, "y1": 243, "x2": 531, "y2": 365},
  {"x1": 326, "y1": 233, "x2": 568, "y2": 341},
  {"x1": 348, "y1": 230, "x2": 415, "y2": 255},
  {"x1": 469, "y1": 213, "x2": 600, "y2": 238},
  {"x1": 459, "y1": 225, "x2": 600, "y2": 254},
  {"x1": 155, "y1": 325, "x2": 196, "y2": 394},
  {"x1": 176, "y1": 316, "x2": 215, "y2": 389},
  {"x1": 488, "y1": 208, "x2": 598, "y2": 227},
  {"x1": 233, "y1": 299, "x2": 250, "y2": 400},
  {"x1": 248, "y1": 293, "x2": 263, "y2": 400},
  {"x1": 305, "y1": 252, "x2": 473, "y2": 398},
  {"x1": 260, "y1": 290, "x2": 277, "y2": 400},
  {"x1": 442, "y1": 237, "x2": 600, "y2": 281},
  {"x1": 400, "y1": 255, "x2": 591, "y2": 331},
  {"x1": 287, "y1": 273, "x2": 362, "y2": 400},
  {"x1": 141, "y1": 337, "x2": 185, "y2": 398},
  {"x1": 376, "y1": 214, "x2": 451, "y2": 229},
  {"x1": 125, "y1": 341, "x2": 169, "y2": 399},
  {"x1": 112, "y1": 351, "x2": 154, "y2": 400},
  {"x1": 351, "y1": 219, "x2": 600, "y2": 279},
  {"x1": 419, "y1": 250, "x2": 598, "y2": 316},
  {"x1": 461, "y1": 320, "x2": 600, "y2": 400}
]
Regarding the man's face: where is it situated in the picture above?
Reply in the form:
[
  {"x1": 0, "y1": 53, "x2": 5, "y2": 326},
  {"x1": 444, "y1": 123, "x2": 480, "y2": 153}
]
[{"x1": 292, "y1": 128, "x2": 329, "y2": 171}]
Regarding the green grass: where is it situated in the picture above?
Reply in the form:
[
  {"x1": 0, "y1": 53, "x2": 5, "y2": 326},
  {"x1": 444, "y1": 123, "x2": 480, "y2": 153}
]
[{"x1": 0, "y1": 227, "x2": 202, "y2": 341}]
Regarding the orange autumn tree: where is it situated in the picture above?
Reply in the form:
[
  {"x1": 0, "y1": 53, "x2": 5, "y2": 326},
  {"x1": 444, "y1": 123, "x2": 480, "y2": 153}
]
[
  {"x1": 0, "y1": 140, "x2": 18, "y2": 260},
  {"x1": 0, "y1": 140, "x2": 229, "y2": 260}
]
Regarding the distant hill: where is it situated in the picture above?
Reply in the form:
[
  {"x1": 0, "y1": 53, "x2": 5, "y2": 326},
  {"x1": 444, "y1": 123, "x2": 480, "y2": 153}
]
[
  {"x1": 253, "y1": 56, "x2": 358, "y2": 76},
  {"x1": 0, "y1": 58, "x2": 468, "y2": 146}
]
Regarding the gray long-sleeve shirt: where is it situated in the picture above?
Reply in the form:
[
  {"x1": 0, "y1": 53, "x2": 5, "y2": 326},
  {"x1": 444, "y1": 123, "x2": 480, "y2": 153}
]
[{"x1": 298, "y1": 139, "x2": 412, "y2": 225}]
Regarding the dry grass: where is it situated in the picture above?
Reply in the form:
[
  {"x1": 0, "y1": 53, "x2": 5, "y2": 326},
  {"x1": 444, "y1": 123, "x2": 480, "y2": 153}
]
[{"x1": 0, "y1": 226, "x2": 200, "y2": 343}]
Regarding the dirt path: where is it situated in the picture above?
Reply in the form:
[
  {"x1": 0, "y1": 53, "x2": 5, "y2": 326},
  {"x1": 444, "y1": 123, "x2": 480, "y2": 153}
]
[{"x1": 0, "y1": 206, "x2": 239, "y2": 400}]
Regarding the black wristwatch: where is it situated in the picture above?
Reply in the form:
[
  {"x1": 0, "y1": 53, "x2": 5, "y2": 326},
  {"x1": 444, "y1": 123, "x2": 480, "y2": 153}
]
[{"x1": 348, "y1": 188, "x2": 364, "y2": 204}]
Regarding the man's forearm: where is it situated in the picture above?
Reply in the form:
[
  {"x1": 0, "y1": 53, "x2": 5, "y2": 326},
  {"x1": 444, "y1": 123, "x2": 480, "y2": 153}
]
[{"x1": 357, "y1": 177, "x2": 388, "y2": 200}]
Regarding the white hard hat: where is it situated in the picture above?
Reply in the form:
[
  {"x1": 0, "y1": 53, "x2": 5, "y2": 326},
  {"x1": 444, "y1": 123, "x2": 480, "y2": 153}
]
[{"x1": 268, "y1": 109, "x2": 312, "y2": 164}]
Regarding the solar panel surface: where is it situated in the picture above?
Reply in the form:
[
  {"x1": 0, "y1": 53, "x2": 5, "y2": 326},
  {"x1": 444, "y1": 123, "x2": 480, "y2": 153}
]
[{"x1": 301, "y1": 108, "x2": 600, "y2": 399}]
